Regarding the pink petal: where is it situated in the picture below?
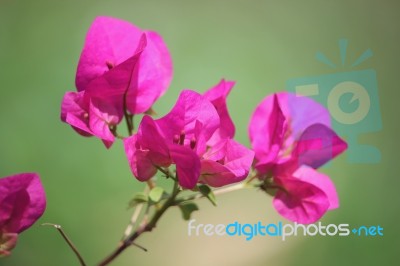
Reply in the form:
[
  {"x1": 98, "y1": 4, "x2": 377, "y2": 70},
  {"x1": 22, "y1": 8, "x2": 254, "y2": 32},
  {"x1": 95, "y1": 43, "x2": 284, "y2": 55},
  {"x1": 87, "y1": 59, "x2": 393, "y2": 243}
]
[
  {"x1": 76, "y1": 16, "x2": 144, "y2": 91},
  {"x1": 200, "y1": 160, "x2": 235, "y2": 187},
  {"x1": 0, "y1": 173, "x2": 46, "y2": 233},
  {"x1": 203, "y1": 79, "x2": 236, "y2": 144},
  {"x1": 124, "y1": 117, "x2": 173, "y2": 181},
  {"x1": 201, "y1": 139, "x2": 254, "y2": 187},
  {"x1": 61, "y1": 91, "x2": 92, "y2": 137},
  {"x1": 88, "y1": 100, "x2": 116, "y2": 149},
  {"x1": 273, "y1": 175, "x2": 329, "y2": 224},
  {"x1": 202, "y1": 138, "x2": 227, "y2": 162},
  {"x1": 249, "y1": 94, "x2": 286, "y2": 173},
  {"x1": 64, "y1": 35, "x2": 146, "y2": 148},
  {"x1": 223, "y1": 139, "x2": 255, "y2": 178},
  {"x1": 123, "y1": 135, "x2": 157, "y2": 181},
  {"x1": 89, "y1": 98, "x2": 120, "y2": 126},
  {"x1": 169, "y1": 144, "x2": 201, "y2": 189},
  {"x1": 128, "y1": 31, "x2": 173, "y2": 114},
  {"x1": 156, "y1": 90, "x2": 220, "y2": 154},
  {"x1": 84, "y1": 34, "x2": 147, "y2": 118},
  {"x1": 137, "y1": 116, "x2": 171, "y2": 167},
  {"x1": 76, "y1": 17, "x2": 172, "y2": 114},
  {"x1": 281, "y1": 92, "x2": 331, "y2": 141},
  {"x1": 191, "y1": 120, "x2": 208, "y2": 155},
  {"x1": 293, "y1": 123, "x2": 348, "y2": 169},
  {"x1": 60, "y1": 91, "x2": 87, "y2": 122},
  {"x1": 282, "y1": 165, "x2": 339, "y2": 210},
  {"x1": 65, "y1": 113, "x2": 92, "y2": 137}
]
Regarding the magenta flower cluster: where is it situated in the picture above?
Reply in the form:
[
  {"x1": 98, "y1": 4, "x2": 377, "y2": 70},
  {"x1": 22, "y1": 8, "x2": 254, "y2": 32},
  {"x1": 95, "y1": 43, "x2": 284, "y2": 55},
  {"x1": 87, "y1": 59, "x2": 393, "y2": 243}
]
[
  {"x1": 60, "y1": 16, "x2": 347, "y2": 224},
  {"x1": 0, "y1": 15, "x2": 348, "y2": 259},
  {"x1": 124, "y1": 84, "x2": 254, "y2": 189}
]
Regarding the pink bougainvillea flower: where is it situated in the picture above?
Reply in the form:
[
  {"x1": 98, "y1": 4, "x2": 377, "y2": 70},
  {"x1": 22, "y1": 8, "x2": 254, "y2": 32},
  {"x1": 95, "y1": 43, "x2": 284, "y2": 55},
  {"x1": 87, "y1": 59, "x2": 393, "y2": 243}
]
[
  {"x1": 199, "y1": 79, "x2": 254, "y2": 187},
  {"x1": 203, "y1": 79, "x2": 236, "y2": 145},
  {"x1": 124, "y1": 90, "x2": 219, "y2": 189},
  {"x1": 61, "y1": 34, "x2": 146, "y2": 148},
  {"x1": 249, "y1": 92, "x2": 347, "y2": 173},
  {"x1": 249, "y1": 92, "x2": 347, "y2": 224},
  {"x1": 61, "y1": 16, "x2": 173, "y2": 147},
  {"x1": 0, "y1": 173, "x2": 46, "y2": 256},
  {"x1": 200, "y1": 138, "x2": 254, "y2": 187},
  {"x1": 76, "y1": 16, "x2": 173, "y2": 114},
  {"x1": 124, "y1": 89, "x2": 254, "y2": 189}
]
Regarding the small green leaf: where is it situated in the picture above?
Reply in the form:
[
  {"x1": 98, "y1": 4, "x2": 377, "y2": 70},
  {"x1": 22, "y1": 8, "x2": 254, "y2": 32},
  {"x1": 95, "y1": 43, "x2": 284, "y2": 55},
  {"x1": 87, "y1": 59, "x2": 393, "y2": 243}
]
[
  {"x1": 179, "y1": 202, "x2": 199, "y2": 220},
  {"x1": 198, "y1": 184, "x2": 217, "y2": 206},
  {"x1": 128, "y1": 192, "x2": 148, "y2": 208},
  {"x1": 149, "y1": 187, "x2": 164, "y2": 203}
]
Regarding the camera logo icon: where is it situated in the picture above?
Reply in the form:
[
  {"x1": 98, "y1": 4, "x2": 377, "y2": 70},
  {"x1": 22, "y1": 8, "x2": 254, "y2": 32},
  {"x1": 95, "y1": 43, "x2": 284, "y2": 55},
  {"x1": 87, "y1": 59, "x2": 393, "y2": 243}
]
[{"x1": 286, "y1": 39, "x2": 382, "y2": 163}]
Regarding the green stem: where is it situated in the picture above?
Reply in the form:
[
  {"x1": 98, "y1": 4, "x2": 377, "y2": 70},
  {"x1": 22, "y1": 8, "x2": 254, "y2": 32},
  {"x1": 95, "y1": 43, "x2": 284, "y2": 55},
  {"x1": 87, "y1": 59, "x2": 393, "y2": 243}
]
[
  {"x1": 174, "y1": 182, "x2": 247, "y2": 205},
  {"x1": 109, "y1": 126, "x2": 125, "y2": 139},
  {"x1": 97, "y1": 181, "x2": 180, "y2": 266},
  {"x1": 123, "y1": 110, "x2": 134, "y2": 136},
  {"x1": 121, "y1": 184, "x2": 151, "y2": 240}
]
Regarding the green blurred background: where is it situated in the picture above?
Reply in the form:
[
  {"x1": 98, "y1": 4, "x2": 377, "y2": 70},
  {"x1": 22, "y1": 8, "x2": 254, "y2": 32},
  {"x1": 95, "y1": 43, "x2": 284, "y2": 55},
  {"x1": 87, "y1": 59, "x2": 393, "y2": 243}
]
[{"x1": 1, "y1": 0, "x2": 398, "y2": 265}]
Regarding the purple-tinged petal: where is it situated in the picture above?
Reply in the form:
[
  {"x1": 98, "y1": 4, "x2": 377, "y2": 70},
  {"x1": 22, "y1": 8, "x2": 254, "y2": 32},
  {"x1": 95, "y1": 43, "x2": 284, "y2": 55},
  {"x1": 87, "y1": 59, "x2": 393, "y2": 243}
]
[
  {"x1": 282, "y1": 92, "x2": 331, "y2": 140},
  {"x1": 293, "y1": 123, "x2": 348, "y2": 169},
  {"x1": 169, "y1": 144, "x2": 201, "y2": 189},
  {"x1": 204, "y1": 79, "x2": 236, "y2": 144},
  {"x1": 0, "y1": 173, "x2": 46, "y2": 234},
  {"x1": 273, "y1": 174, "x2": 329, "y2": 224}
]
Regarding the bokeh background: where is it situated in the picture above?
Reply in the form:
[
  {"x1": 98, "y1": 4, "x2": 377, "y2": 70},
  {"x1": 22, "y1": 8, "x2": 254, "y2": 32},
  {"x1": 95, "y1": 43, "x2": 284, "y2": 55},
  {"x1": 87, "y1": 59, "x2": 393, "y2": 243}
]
[{"x1": 1, "y1": 0, "x2": 399, "y2": 265}]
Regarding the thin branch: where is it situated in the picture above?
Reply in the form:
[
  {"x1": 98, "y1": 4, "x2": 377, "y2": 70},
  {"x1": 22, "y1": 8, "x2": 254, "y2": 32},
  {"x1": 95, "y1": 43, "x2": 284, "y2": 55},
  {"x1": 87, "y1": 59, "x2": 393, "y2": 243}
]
[
  {"x1": 41, "y1": 223, "x2": 86, "y2": 266},
  {"x1": 121, "y1": 184, "x2": 151, "y2": 240},
  {"x1": 121, "y1": 203, "x2": 144, "y2": 241},
  {"x1": 131, "y1": 242, "x2": 147, "y2": 252},
  {"x1": 174, "y1": 182, "x2": 247, "y2": 204},
  {"x1": 124, "y1": 112, "x2": 134, "y2": 136},
  {"x1": 97, "y1": 181, "x2": 180, "y2": 266},
  {"x1": 109, "y1": 125, "x2": 125, "y2": 140},
  {"x1": 155, "y1": 166, "x2": 170, "y2": 177},
  {"x1": 146, "y1": 179, "x2": 156, "y2": 190}
]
